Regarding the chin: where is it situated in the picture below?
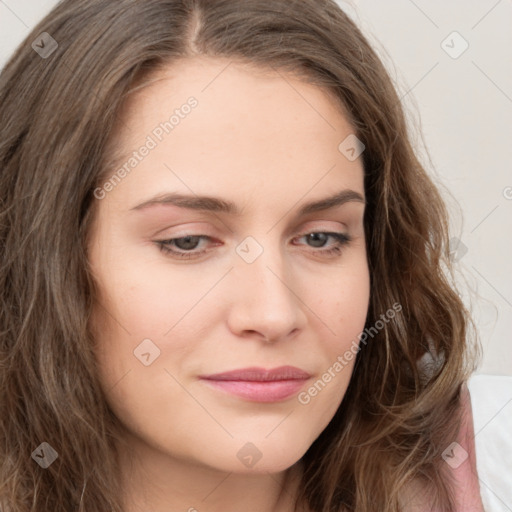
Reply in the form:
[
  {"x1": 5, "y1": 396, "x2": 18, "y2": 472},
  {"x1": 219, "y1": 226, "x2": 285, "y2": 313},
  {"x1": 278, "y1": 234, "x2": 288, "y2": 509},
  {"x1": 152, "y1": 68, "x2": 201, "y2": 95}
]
[{"x1": 200, "y1": 437, "x2": 311, "y2": 475}]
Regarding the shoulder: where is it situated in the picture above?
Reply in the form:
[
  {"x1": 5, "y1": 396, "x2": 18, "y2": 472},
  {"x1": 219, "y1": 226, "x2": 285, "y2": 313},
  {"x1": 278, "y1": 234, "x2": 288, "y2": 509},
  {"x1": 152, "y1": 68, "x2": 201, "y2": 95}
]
[
  {"x1": 450, "y1": 383, "x2": 485, "y2": 511},
  {"x1": 400, "y1": 383, "x2": 485, "y2": 511}
]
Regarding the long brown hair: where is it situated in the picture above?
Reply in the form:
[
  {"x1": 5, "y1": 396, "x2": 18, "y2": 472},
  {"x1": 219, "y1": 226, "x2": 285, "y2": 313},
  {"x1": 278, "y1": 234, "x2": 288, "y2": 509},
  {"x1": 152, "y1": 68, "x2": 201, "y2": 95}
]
[{"x1": 0, "y1": 0, "x2": 480, "y2": 510}]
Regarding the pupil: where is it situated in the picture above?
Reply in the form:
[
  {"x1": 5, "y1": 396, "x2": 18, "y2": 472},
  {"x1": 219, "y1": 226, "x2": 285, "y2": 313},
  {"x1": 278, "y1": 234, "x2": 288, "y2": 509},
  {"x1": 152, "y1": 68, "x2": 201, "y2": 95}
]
[
  {"x1": 309, "y1": 233, "x2": 326, "y2": 248},
  {"x1": 176, "y1": 236, "x2": 199, "y2": 250}
]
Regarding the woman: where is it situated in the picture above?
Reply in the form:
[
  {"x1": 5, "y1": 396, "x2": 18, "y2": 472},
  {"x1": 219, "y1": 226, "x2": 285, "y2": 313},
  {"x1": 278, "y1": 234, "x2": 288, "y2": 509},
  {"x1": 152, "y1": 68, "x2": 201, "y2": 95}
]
[{"x1": 0, "y1": 0, "x2": 485, "y2": 510}]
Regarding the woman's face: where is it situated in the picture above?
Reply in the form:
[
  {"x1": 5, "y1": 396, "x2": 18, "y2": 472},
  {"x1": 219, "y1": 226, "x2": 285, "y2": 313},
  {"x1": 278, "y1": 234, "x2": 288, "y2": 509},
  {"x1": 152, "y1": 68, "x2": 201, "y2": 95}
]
[{"x1": 88, "y1": 57, "x2": 370, "y2": 476}]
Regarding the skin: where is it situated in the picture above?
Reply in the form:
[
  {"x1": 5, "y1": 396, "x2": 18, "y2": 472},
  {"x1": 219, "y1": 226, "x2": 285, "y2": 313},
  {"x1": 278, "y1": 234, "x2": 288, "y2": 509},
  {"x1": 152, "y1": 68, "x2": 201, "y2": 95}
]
[{"x1": 87, "y1": 56, "x2": 370, "y2": 512}]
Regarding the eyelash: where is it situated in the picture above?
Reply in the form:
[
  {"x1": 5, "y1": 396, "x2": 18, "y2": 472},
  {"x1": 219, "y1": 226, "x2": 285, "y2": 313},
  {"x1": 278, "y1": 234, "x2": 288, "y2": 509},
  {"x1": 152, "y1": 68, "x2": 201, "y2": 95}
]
[{"x1": 155, "y1": 231, "x2": 352, "y2": 260}]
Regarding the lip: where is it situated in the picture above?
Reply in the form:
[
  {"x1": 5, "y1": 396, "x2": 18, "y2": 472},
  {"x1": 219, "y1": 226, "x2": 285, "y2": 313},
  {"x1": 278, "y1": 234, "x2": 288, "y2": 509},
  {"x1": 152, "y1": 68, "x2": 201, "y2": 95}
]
[
  {"x1": 199, "y1": 366, "x2": 311, "y2": 403},
  {"x1": 200, "y1": 366, "x2": 311, "y2": 381}
]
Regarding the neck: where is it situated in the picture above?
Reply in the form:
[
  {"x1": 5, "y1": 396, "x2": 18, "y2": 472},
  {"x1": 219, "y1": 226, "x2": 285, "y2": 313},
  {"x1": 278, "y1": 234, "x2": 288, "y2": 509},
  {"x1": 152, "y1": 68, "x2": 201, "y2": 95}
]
[{"x1": 118, "y1": 433, "x2": 307, "y2": 512}]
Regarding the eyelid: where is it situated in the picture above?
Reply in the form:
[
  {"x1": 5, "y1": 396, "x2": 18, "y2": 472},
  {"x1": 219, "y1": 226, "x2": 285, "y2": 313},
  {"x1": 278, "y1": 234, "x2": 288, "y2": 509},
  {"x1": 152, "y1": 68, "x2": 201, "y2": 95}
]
[
  {"x1": 296, "y1": 221, "x2": 349, "y2": 233},
  {"x1": 154, "y1": 218, "x2": 349, "y2": 237},
  {"x1": 152, "y1": 218, "x2": 354, "y2": 250}
]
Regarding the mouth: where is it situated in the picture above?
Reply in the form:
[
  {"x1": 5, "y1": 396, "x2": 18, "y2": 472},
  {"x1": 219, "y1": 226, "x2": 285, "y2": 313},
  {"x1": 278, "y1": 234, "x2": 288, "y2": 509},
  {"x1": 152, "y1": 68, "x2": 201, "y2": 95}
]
[{"x1": 198, "y1": 366, "x2": 311, "y2": 403}]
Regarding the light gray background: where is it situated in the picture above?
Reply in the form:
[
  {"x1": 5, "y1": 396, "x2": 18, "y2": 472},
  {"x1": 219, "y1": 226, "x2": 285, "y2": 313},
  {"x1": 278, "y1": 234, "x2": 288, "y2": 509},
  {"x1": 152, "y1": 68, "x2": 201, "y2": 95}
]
[{"x1": 1, "y1": 0, "x2": 511, "y2": 376}]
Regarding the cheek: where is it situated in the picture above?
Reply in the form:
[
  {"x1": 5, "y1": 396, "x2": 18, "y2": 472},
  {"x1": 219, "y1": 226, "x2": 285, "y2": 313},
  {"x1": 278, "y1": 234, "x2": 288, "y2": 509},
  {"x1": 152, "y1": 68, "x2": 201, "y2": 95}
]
[
  {"x1": 307, "y1": 263, "x2": 369, "y2": 401},
  {"x1": 92, "y1": 252, "x2": 214, "y2": 339},
  {"x1": 320, "y1": 259, "x2": 371, "y2": 349},
  {"x1": 88, "y1": 254, "x2": 223, "y2": 406},
  {"x1": 296, "y1": 287, "x2": 369, "y2": 436}
]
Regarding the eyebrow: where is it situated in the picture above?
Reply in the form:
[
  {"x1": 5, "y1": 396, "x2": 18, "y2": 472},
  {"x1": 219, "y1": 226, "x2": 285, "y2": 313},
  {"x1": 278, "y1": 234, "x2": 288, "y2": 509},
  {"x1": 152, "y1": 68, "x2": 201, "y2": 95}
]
[{"x1": 130, "y1": 189, "x2": 365, "y2": 216}]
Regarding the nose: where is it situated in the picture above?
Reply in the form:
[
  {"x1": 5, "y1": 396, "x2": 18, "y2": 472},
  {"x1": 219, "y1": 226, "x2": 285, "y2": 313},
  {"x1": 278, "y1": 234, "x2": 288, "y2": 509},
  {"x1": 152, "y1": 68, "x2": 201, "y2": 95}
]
[{"x1": 226, "y1": 241, "x2": 307, "y2": 343}]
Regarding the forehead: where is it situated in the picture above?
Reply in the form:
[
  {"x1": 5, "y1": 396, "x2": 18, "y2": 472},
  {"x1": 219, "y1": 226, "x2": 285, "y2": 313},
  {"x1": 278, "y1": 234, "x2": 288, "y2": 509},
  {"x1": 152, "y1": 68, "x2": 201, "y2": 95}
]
[{"x1": 100, "y1": 57, "x2": 364, "y2": 213}]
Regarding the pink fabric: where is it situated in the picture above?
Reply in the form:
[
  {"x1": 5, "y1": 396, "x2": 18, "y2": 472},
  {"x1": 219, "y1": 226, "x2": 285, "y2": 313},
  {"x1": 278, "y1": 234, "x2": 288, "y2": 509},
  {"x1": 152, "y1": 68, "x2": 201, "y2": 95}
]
[
  {"x1": 400, "y1": 383, "x2": 487, "y2": 511},
  {"x1": 450, "y1": 383, "x2": 486, "y2": 511}
]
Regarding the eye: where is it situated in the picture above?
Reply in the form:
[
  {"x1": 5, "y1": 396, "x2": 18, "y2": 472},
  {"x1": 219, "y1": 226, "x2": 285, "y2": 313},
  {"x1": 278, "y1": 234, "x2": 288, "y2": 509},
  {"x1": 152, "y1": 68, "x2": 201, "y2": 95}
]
[
  {"x1": 156, "y1": 235, "x2": 214, "y2": 260},
  {"x1": 155, "y1": 231, "x2": 352, "y2": 260},
  {"x1": 294, "y1": 231, "x2": 352, "y2": 257}
]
